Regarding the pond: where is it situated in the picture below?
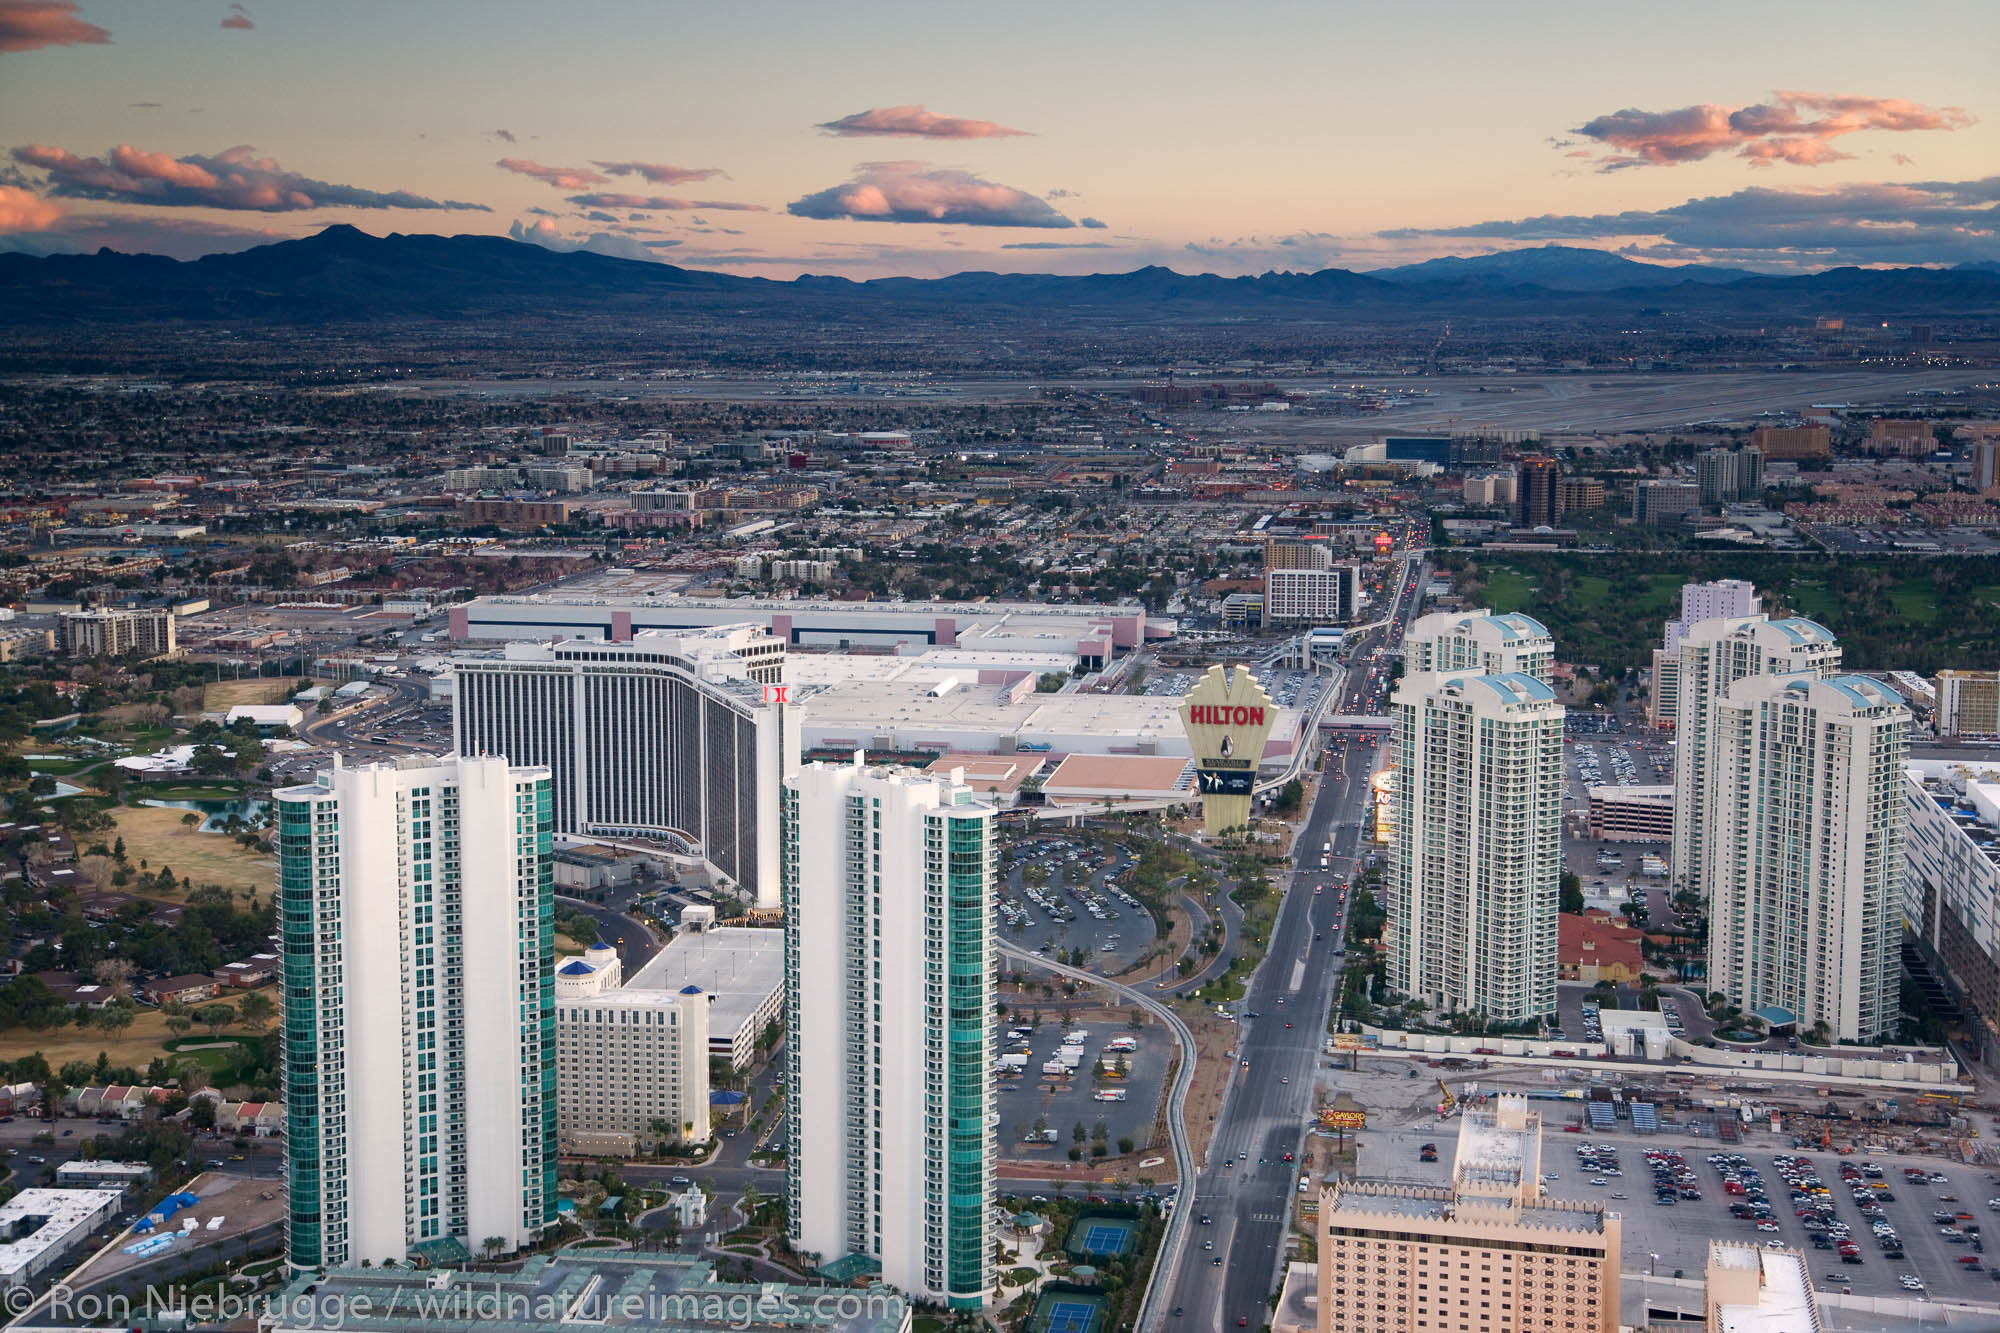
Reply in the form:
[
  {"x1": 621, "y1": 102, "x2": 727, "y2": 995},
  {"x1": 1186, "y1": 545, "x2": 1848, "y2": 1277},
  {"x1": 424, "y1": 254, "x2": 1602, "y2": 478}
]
[
  {"x1": 37, "y1": 777, "x2": 87, "y2": 799},
  {"x1": 137, "y1": 796, "x2": 273, "y2": 831}
]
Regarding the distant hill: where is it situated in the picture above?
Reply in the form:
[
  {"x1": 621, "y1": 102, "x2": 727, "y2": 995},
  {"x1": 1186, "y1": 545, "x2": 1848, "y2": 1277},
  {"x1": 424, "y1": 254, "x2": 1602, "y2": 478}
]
[
  {"x1": 1370, "y1": 245, "x2": 1764, "y2": 291},
  {"x1": 1, "y1": 225, "x2": 1996, "y2": 324}
]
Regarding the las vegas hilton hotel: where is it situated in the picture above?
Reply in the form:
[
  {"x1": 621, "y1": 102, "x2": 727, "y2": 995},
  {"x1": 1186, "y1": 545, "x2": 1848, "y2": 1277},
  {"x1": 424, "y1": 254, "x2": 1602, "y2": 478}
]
[{"x1": 1318, "y1": 1096, "x2": 1619, "y2": 1333}]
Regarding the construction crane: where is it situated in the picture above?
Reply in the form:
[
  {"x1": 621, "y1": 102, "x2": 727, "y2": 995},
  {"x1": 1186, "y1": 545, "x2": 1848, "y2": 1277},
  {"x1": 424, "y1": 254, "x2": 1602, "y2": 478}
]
[{"x1": 1437, "y1": 1078, "x2": 1458, "y2": 1118}]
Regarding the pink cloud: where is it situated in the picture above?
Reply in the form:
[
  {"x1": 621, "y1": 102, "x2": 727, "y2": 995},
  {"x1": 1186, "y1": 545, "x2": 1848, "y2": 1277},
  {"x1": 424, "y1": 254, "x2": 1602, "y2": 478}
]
[
  {"x1": 788, "y1": 161, "x2": 1071, "y2": 228},
  {"x1": 220, "y1": 3, "x2": 251, "y2": 29},
  {"x1": 0, "y1": 184, "x2": 62, "y2": 230},
  {"x1": 1740, "y1": 138, "x2": 1852, "y2": 167},
  {"x1": 592, "y1": 160, "x2": 724, "y2": 185},
  {"x1": 15, "y1": 141, "x2": 488, "y2": 211},
  {"x1": 1574, "y1": 91, "x2": 1975, "y2": 170},
  {"x1": 566, "y1": 191, "x2": 765, "y2": 212},
  {"x1": 816, "y1": 105, "x2": 1030, "y2": 139},
  {"x1": 0, "y1": 0, "x2": 108, "y2": 51},
  {"x1": 496, "y1": 157, "x2": 610, "y2": 189}
]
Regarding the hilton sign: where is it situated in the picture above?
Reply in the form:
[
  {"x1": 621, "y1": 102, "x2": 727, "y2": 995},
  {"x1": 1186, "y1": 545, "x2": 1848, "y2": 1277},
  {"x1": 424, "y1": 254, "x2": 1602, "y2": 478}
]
[{"x1": 1178, "y1": 664, "x2": 1276, "y2": 835}]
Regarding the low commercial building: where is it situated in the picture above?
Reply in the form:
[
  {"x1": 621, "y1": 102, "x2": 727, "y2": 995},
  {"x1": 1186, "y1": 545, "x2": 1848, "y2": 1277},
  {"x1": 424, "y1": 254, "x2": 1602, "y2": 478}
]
[
  {"x1": 452, "y1": 592, "x2": 1169, "y2": 659},
  {"x1": 1704, "y1": 1241, "x2": 1817, "y2": 1333},
  {"x1": 801, "y1": 674, "x2": 1302, "y2": 765},
  {"x1": 1558, "y1": 912, "x2": 1645, "y2": 985},
  {"x1": 224, "y1": 703, "x2": 303, "y2": 730},
  {"x1": 1317, "y1": 1096, "x2": 1619, "y2": 1333},
  {"x1": 0, "y1": 1188, "x2": 123, "y2": 1287},
  {"x1": 1586, "y1": 785, "x2": 1672, "y2": 841},
  {"x1": 53, "y1": 1161, "x2": 148, "y2": 1193},
  {"x1": 1038, "y1": 753, "x2": 1195, "y2": 809}
]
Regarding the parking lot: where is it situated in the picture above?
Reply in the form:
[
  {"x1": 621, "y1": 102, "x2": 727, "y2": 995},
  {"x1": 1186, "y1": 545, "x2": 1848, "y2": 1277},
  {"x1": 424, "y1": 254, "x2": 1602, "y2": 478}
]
[
  {"x1": 1564, "y1": 731, "x2": 1673, "y2": 900},
  {"x1": 999, "y1": 838, "x2": 1158, "y2": 973},
  {"x1": 995, "y1": 1014, "x2": 1170, "y2": 1161},
  {"x1": 1363, "y1": 1118, "x2": 2000, "y2": 1303}
]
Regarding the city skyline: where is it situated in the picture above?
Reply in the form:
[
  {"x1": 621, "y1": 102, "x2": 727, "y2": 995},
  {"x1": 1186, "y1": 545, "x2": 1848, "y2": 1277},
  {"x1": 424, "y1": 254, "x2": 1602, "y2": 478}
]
[{"x1": 0, "y1": 0, "x2": 1995, "y2": 275}]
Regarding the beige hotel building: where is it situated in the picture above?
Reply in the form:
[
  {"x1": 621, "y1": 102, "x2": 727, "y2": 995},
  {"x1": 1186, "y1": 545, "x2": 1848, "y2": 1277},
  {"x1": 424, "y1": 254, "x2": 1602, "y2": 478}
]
[{"x1": 1318, "y1": 1096, "x2": 1620, "y2": 1333}]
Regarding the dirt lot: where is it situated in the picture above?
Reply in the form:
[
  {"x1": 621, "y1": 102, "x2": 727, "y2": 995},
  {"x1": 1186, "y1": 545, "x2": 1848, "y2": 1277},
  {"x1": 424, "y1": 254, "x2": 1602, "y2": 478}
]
[
  {"x1": 107, "y1": 806, "x2": 273, "y2": 900},
  {"x1": 203, "y1": 677, "x2": 303, "y2": 710},
  {"x1": 1180, "y1": 1011, "x2": 1238, "y2": 1165},
  {"x1": 0, "y1": 1008, "x2": 182, "y2": 1071}
]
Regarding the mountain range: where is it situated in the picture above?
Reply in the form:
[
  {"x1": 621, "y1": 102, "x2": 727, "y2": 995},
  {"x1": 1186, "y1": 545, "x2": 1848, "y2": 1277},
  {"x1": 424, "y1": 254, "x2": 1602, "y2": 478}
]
[{"x1": 1, "y1": 226, "x2": 1995, "y2": 323}]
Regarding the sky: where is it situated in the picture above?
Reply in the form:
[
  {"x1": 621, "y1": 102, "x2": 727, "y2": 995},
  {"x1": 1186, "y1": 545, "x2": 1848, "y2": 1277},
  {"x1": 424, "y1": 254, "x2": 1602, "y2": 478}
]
[{"x1": 1, "y1": 0, "x2": 1995, "y2": 277}]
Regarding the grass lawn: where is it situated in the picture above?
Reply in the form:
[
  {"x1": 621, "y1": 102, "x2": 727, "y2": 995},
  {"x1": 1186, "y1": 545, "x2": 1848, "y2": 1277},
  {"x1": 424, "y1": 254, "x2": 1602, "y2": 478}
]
[
  {"x1": 1479, "y1": 567, "x2": 1537, "y2": 612},
  {"x1": 1783, "y1": 580, "x2": 1841, "y2": 622},
  {"x1": 107, "y1": 805, "x2": 272, "y2": 900},
  {"x1": 204, "y1": 677, "x2": 303, "y2": 710},
  {"x1": 163, "y1": 1035, "x2": 266, "y2": 1080},
  {"x1": 1888, "y1": 577, "x2": 1941, "y2": 623},
  {"x1": 0, "y1": 1008, "x2": 179, "y2": 1070},
  {"x1": 1633, "y1": 576, "x2": 1682, "y2": 618},
  {"x1": 1571, "y1": 575, "x2": 1612, "y2": 608}
]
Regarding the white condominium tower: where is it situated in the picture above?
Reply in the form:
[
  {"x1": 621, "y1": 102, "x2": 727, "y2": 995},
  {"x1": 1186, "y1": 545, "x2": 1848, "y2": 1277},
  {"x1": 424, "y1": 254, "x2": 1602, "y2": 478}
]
[
  {"x1": 1671, "y1": 616, "x2": 1841, "y2": 897},
  {"x1": 783, "y1": 756, "x2": 995, "y2": 1309},
  {"x1": 1651, "y1": 579, "x2": 1765, "y2": 725},
  {"x1": 277, "y1": 754, "x2": 556, "y2": 1269},
  {"x1": 1389, "y1": 671, "x2": 1565, "y2": 1023},
  {"x1": 453, "y1": 625, "x2": 797, "y2": 908},
  {"x1": 1704, "y1": 675, "x2": 1907, "y2": 1042},
  {"x1": 1402, "y1": 608, "x2": 1555, "y2": 685},
  {"x1": 1662, "y1": 578, "x2": 1762, "y2": 654}
]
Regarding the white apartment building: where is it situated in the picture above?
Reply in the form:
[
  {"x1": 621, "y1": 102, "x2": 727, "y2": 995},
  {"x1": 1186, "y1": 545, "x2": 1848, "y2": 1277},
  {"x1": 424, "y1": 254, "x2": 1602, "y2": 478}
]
[
  {"x1": 1672, "y1": 616, "x2": 1841, "y2": 897},
  {"x1": 57, "y1": 607, "x2": 175, "y2": 659},
  {"x1": 1652, "y1": 581, "x2": 1761, "y2": 725},
  {"x1": 553, "y1": 943, "x2": 710, "y2": 1155},
  {"x1": 1389, "y1": 671, "x2": 1564, "y2": 1022},
  {"x1": 1264, "y1": 565, "x2": 1361, "y2": 626},
  {"x1": 1663, "y1": 579, "x2": 1762, "y2": 654},
  {"x1": 452, "y1": 626, "x2": 796, "y2": 908},
  {"x1": 784, "y1": 757, "x2": 995, "y2": 1309},
  {"x1": 1401, "y1": 609, "x2": 1554, "y2": 685},
  {"x1": 1704, "y1": 675, "x2": 1907, "y2": 1042},
  {"x1": 276, "y1": 754, "x2": 557, "y2": 1270}
]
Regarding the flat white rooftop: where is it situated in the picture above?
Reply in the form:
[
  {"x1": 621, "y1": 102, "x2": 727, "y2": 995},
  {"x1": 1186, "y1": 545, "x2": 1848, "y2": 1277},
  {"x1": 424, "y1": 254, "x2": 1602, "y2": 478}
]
[
  {"x1": 628, "y1": 927, "x2": 784, "y2": 1042},
  {"x1": 0, "y1": 1188, "x2": 121, "y2": 1280}
]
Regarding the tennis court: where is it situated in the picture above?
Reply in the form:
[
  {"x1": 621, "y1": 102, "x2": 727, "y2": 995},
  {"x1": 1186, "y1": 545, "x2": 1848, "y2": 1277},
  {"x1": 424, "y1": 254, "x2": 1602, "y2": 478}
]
[
  {"x1": 1031, "y1": 1290, "x2": 1107, "y2": 1333},
  {"x1": 1064, "y1": 1214, "x2": 1137, "y2": 1258}
]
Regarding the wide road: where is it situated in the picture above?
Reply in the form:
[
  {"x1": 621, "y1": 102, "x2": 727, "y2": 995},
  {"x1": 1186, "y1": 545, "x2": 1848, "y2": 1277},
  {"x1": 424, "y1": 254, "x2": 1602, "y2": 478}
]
[{"x1": 1157, "y1": 550, "x2": 1424, "y2": 1331}]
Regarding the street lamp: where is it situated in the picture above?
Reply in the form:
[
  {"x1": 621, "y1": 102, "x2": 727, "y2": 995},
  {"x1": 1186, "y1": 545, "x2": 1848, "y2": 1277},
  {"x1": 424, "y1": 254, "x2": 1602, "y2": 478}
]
[{"x1": 1649, "y1": 1252, "x2": 1660, "y2": 1277}]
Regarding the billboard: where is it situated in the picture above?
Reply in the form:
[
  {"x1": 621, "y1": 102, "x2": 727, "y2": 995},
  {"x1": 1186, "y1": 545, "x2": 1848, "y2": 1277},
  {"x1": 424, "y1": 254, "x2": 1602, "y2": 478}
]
[
  {"x1": 1318, "y1": 1106, "x2": 1367, "y2": 1130},
  {"x1": 1178, "y1": 665, "x2": 1276, "y2": 835}
]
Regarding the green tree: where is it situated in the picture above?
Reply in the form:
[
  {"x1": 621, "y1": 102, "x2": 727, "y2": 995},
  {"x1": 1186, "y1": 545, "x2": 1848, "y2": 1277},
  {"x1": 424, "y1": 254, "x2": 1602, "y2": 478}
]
[
  {"x1": 1559, "y1": 871, "x2": 1584, "y2": 915},
  {"x1": 236, "y1": 991, "x2": 275, "y2": 1032},
  {"x1": 194, "y1": 1003, "x2": 237, "y2": 1037}
]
